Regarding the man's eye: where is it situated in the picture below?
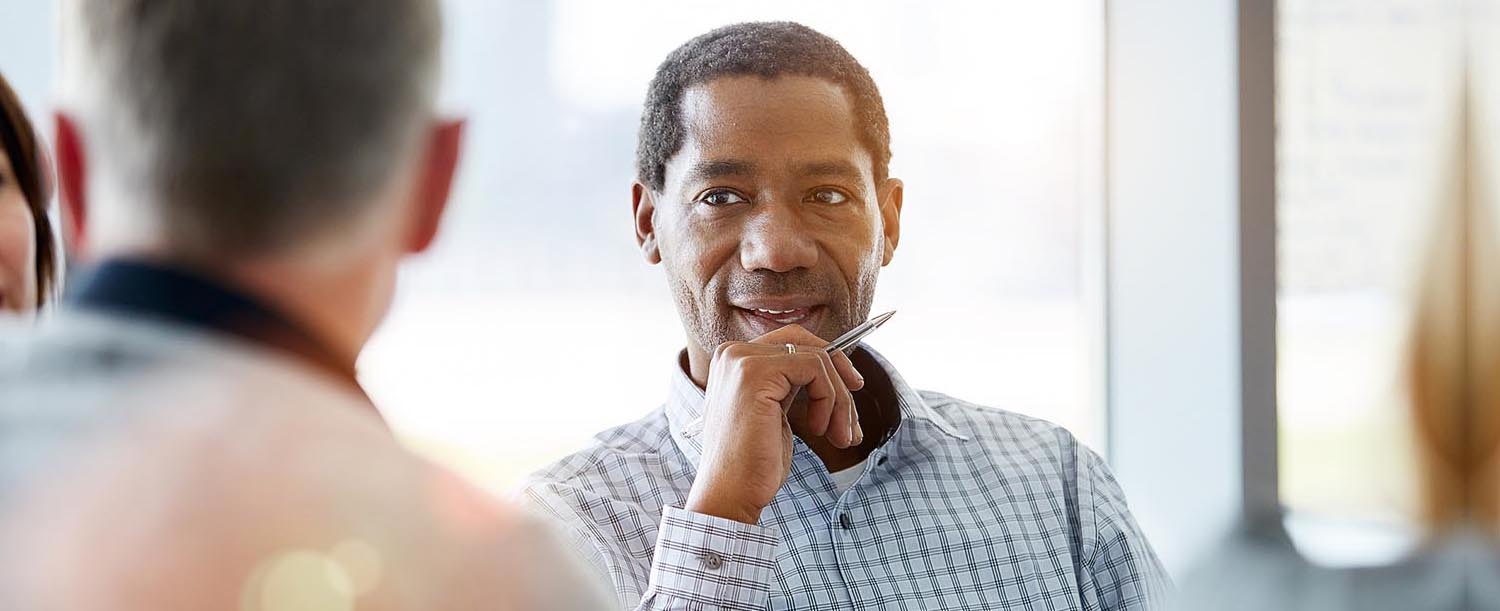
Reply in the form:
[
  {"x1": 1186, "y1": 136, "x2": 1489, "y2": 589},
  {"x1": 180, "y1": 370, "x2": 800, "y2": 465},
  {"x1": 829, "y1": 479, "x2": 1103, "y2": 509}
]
[
  {"x1": 808, "y1": 188, "x2": 850, "y2": 205},
  {"x1": 698, "y1": 190, "x2": 749, "y2": 206}
]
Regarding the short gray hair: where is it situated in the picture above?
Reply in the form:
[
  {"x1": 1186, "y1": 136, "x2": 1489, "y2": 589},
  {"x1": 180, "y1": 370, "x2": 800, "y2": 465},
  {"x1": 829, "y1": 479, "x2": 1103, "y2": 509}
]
[{"x1": 63, "y1": 0, "x2": 441, "y2": 256}]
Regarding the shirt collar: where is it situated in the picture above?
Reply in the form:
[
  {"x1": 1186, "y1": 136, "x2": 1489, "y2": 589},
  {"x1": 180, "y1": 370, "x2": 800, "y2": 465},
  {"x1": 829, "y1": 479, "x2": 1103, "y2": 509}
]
[
  {"x1": 664, "y1": 343, "x2": 969, "y2": 468},
  {"x1": 67, "y1": 258, "x2": 379, "y2": 418}
]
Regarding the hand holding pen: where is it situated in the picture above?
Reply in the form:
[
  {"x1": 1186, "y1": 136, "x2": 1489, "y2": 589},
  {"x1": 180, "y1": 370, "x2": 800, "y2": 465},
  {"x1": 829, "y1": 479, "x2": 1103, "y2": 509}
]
[{"x1": 683, "y1": 312, "x2": 895, "y2": 526}]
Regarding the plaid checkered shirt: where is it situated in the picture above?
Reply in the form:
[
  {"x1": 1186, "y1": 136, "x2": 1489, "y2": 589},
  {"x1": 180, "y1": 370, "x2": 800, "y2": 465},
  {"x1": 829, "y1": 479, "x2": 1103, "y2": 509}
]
[{"x1": 521, "y1": 346, "x2": 1170, "y2": 610}]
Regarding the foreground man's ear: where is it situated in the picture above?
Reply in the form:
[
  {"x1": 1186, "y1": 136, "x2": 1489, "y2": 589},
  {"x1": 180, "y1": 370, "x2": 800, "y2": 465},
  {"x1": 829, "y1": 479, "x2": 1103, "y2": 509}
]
[
  {"x1": 406, "y1": 118, "x2": 465, "y2": 254},
  {"x1": 54, "y1": 113, "x2": 89, "y2": 259},
  {"x1": 632, "y1": 181, "x2": 661, "y2": 265},
  {"x1": 878, "y1": 177, "x2": 904, "y2": 266}
]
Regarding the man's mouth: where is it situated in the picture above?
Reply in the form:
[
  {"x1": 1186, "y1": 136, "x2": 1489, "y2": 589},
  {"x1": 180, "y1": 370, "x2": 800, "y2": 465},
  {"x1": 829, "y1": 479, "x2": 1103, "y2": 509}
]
[
  {"x1": 731, "y1": 300, "x2": 829, "y2": 338},
  {"x1": 740, "y1": 306, "x2": 817, "y2": 325}
]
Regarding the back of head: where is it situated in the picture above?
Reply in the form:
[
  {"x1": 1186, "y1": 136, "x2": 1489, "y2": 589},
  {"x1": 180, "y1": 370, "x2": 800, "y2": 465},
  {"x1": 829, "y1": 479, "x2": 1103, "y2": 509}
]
[
  {"x1": 59, "y1": 0, "x2": 441, "y2": 258},
  {"x1": 636, "y1": 21, "x2": 891, "y2": 193}
]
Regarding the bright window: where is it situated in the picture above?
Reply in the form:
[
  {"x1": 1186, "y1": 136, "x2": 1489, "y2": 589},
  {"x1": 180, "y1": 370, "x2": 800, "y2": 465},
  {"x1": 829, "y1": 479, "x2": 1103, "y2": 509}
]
[{"x1": 1277, "y1": 0, "x2": 1467, "y2": 535}]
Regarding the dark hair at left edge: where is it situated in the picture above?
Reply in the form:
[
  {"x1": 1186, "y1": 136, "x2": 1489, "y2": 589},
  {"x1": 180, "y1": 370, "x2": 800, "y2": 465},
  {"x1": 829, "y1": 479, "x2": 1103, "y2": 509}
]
[{"x1": 0, "y1": 72, "x2": 58, "y2": 308}]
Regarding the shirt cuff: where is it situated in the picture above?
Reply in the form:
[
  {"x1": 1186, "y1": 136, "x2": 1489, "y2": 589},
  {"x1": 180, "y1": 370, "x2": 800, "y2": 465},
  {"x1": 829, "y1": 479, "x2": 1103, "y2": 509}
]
[{"x1": 645, "y1": 505, "x2": 780, "y2": 609}]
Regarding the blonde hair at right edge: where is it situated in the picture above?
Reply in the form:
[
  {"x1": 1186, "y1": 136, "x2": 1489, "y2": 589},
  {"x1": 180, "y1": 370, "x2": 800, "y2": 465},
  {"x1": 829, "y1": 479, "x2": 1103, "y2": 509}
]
[{"x1": 1405, "y1": 73, "x2": 1500, "y2": 535}]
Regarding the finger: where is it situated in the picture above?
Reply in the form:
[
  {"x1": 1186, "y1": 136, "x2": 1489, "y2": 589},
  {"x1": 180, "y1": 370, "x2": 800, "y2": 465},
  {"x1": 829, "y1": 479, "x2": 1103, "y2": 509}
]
[
  {"x1": 733, "y1": 345, "x2": 844, "y2": 443},
  {"x1": 788, "y1": 352, "x2": 838, "y2": 434},
  {"x1": 744, "y1": 350, "x2": 835, "y2": 415},
  {"x1": 712, "y1": 340, "x2": 739, "y2": 362},
  {"x1": 828, "y1": 349, "x2": 864, "y2": 391},
  {"x1": 773, "y1": 347, "x2": 853, "y2": 447},
  {"x1": 795, "y1": 349, "x2": 835, "y2": 439},
  {"x1": 779, "y1": 386, "x2": 801, "y2": 415},
  {"x1": 750, "y1": 326, "x2": 865, "y2": 394},
  {"x1": 723, "y1": 340, "x2": 826, "y2": 360},
  {"x1": 853, "y1": 401, "x2": 864, "y2": 446},
  {"x1": 813, "y1": 349, "x2": 856, "y2": 448},
  {"x1": 717, "y1": 341, "x2": 790, "y2": 365},
  {"x1": 747, "y1": 323, "x2": 819, "y2": 346},
  {"x1": 712, "y1": 341, "x2": 765, "y2": 375},
  {"x1": 793, "y1": 351, "x2": 837, "y2": 438}
]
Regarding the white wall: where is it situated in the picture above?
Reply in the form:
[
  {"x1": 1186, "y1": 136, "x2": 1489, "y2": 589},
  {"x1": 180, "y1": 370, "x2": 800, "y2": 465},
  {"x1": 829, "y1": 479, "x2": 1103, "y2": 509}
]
[{"x1": 0, "y1": 1, "x2": 56, "y2": 143}]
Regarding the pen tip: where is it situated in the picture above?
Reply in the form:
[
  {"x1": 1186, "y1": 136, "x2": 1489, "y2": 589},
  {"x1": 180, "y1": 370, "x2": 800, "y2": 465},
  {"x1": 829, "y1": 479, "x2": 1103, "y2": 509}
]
[{"x1": 872, "y1": 310, "x2": 896, "y2": 326}]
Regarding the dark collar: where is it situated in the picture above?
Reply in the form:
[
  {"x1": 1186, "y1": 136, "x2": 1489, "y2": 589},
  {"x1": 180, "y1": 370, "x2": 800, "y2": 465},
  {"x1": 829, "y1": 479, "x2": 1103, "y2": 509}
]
[{"x1": 67, "y1": 259, "x2": 379, "y2": 418}]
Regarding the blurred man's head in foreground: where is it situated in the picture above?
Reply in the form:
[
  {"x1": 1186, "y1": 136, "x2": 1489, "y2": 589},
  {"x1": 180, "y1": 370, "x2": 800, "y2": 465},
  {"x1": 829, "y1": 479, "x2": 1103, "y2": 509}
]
[{"x1": 53, "y1": 0, "x2": 463, "y2": 347}]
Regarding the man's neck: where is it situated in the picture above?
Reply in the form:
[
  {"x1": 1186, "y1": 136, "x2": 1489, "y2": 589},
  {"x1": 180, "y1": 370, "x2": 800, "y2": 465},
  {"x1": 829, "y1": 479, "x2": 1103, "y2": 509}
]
[
  {"x1": 686, "y1": 344, "x2": 713, "y2": 388},
  {"x1": 96, "y1": 249, "x2": 386, "y2": 373},
  {"x1": 216, "y1": 257, "x2": 386, "y2": 371}
]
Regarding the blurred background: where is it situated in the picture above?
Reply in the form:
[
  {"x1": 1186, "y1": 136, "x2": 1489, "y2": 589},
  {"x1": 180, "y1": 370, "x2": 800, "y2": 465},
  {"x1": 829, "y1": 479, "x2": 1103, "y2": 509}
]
[
  {"x1": 1276, "y1": 0, "x2": 1467, "y2": 561},
  {"x1": 1, "y1": 0, "x2": 1490, "y2": 580}
]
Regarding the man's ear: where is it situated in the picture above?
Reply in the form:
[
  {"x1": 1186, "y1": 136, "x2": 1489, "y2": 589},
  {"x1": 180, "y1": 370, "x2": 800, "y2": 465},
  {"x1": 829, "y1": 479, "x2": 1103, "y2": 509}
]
[
  {"x1": 878, "y1": 177, "x2": 903, "y2": 266},
  {"x1": 406, "y1": 118, "x2": 465, "y2": 254},
  {"x1": 632, "y1": 181, "x2": 661, "y2": 265},
  {"x1": 53, "y1": 113, "x2": 88, "y2": 259}
]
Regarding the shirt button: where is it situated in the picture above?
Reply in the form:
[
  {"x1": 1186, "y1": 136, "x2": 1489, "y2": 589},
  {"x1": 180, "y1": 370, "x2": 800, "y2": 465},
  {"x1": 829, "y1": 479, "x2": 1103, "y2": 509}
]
[
  {"x1": 876, "y1": 455, "x2": 888, "y2": 466},
  {"x1": 701, "y1": 551, "x2": 724, "y2": 570},
  {"x1": 839, "y1": 512, "x2": 853, "y2": 530}
]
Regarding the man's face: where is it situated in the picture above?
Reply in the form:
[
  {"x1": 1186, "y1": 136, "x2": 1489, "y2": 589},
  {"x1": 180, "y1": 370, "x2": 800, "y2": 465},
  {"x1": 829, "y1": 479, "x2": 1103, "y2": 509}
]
[
  {"x1": 638, "y1": 75, "x2": 902, "y2": 361},
  {"x1": 0, "y1": 151, "x2": 38, "y2": 314}
]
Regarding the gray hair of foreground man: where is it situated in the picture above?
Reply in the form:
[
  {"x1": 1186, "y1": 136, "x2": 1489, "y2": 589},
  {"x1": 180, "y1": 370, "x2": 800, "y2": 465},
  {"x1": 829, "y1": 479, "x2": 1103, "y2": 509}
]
[{"x1": 59, "y1": 0, "x2": 441, "y2": 257}]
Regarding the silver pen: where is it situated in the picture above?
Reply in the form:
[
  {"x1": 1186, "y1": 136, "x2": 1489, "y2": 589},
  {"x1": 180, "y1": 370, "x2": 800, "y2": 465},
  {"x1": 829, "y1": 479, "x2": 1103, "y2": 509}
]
[{"x1": 824, "y1": 310, "x2": 896, "y2": 354}]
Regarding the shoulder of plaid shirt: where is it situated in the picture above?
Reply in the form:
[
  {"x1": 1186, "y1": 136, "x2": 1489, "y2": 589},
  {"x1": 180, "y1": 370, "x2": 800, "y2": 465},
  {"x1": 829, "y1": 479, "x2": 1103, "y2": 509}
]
[{"x1": 518, "y1": 345, "x2": 1172, "y2": 610}]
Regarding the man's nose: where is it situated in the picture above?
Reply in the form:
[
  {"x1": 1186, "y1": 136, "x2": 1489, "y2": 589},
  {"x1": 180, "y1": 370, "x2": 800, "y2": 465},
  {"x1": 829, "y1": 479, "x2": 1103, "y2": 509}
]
[{"x1": 739, "y1": 202, "x2": 818, "y2": 273}]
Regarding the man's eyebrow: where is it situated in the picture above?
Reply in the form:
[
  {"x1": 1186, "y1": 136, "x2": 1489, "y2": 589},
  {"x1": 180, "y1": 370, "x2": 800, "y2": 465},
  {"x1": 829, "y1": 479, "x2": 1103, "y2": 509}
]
[
  {"x1": 795, "y1": 160, "x2": 863, "y2": 180},
  {"x1": 685, "y1": 159, "x2": 756, "y2": 184}
]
